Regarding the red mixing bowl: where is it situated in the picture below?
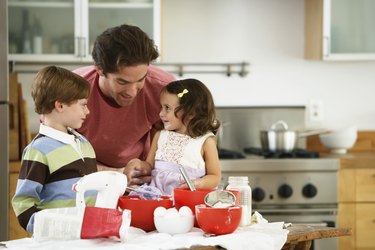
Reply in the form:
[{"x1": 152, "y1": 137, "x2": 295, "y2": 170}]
[
  {"x1": 118, "y1": 195, "x2": 173, "y2": 232},
  {"x1": 173, "y1": 188, "x2": 239, "y2": 227},
  {"x1": 174, "y1": 188, "x2": 214, "y2": 226},
  {"x1": 195, "y1": 204, "x2": 242, "y2": 235},
  {"x1": 174, "y1": 188, "x2": 214, "y2": 211}
]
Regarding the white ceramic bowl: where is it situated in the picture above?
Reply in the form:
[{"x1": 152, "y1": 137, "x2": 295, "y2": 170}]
[
  {"x1": 153, "y1": 207, "x2": 194, "y2": 235},
  {"x1": 319, "y1": 126, "x2": 357, "y2": 154},
  {"x1": 327, "y1": 125, "x2": 357, "y2": 137}
]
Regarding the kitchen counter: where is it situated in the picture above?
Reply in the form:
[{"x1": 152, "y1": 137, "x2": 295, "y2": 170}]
[
  {"x1": 219, "y1": 152, "x2": 375, "y2": 172},
  {"x1": 321, "y1": 152, "x2": 375, "y2": 169},
  {"x1": 1, "y1": 225, "x2": 351, "y2": 250}
]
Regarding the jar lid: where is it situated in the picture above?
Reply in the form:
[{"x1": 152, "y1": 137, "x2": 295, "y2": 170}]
[{"x1": 228, "y1": 176, "x2": 248, "y2": 182}]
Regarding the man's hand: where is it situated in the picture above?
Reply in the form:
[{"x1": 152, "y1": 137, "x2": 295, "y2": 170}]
[{"x1": 124, "y1": 159, "x2": 152, "y2": 187}]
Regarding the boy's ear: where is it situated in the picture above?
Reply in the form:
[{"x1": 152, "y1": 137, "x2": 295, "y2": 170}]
[{"x1": 55, "y1": 100, "x2": 64, "y2": 112}]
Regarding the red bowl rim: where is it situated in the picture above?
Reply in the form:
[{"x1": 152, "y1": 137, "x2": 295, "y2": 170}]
[
  {"x1": 195, "y1": 204, "x2": 242, "y2": 210},
  {"x1": 174, "y1": 187, "x2": 216, "y2": 192},
  {"x1": 119, "y1": 195, "x2": 172, "y2": 201}
]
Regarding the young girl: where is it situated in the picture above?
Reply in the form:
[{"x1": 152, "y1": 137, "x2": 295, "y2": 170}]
[{"x1": 129, "y1": 78, "x2": 221, "y2": 197}]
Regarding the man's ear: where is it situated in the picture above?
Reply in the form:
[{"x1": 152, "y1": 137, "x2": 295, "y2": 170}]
[
  {"x1": 94, "y1": 66, "x2": 105, "y2": 77},
  {"x1": 55, "y1": 100, "x2": 64, "y2": 112}
]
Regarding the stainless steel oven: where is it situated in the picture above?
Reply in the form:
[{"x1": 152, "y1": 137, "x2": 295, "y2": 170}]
[
  {"x1": 259, "y1": 207, "x2": 337, "y2": 250},
  {"x1": 220, "y1": 157, "x2": 340, "y2": 250}
]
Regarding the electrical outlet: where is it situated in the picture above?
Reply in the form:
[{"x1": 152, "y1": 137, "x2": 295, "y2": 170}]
[{"x1": 308, "y1": 99, "x2": 324, "y2": 122}]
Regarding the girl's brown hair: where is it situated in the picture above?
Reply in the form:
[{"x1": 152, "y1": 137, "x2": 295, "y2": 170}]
[
  {"x1": 32, "y1": 66, "x2": 90, "y2": 114},
  {"x1": 162, "y1": 78, "x2": 220, "y2": 137}
]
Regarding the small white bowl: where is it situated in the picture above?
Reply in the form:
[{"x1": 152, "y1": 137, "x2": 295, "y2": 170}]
[
  {"x1": 328, "y1": 125, "x2": 357, "y2": 137},
  {"x1": 319, "y1": 126, "x2": 357, "y2": 154},
  {"x1": 153, "y1": 207, "x2": 194, "y2": 235}
]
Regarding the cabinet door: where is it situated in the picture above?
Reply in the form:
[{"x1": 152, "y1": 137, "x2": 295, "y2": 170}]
[
  {"x1": 356, "y1": 204, "x2": 375, "y2": 249},
  {"x1": 8, "y1": 0, "x2": 78, "y2": 62},
  {"x1": 81, "y1": 0, "x2": 160, "y2": 62},
  {"x1": 338, "y1": 203, "x2": 356, "y2": 250},
  {"x1": 305, "y1": 0, "x2": 375, "y2": 61},
  {"x1": 8, "y1": 0, "x2": 160, "y2": 63},
  {"x1": 324, "y1": 0, "x2": 375, "y2": 60},
  {"x1": 355, "y1": 169, "x2": 375, "y2": 202}
]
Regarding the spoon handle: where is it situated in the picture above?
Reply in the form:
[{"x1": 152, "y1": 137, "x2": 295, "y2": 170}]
[{"x1": 179, "y1": 166, "x2": 196, "y2": 191}]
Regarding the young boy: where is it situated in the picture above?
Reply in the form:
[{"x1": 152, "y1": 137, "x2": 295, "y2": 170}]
[{"x1": 12, "y1": 66, "x2": 97, "y2": 233}]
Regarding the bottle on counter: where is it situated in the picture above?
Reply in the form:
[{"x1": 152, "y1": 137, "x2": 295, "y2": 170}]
[
  {"x1": 33, "y1": 16, "x2": 43, "y2": 54},
  {"x1": 226, "y1": 176, "x2": 252, "y2": 226},
  {"x1": 21, "y1": 9, "x2": 32, "y2": 54}
]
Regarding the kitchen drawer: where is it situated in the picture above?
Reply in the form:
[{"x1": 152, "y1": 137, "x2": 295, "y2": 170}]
[
  {"x1": 356, "y1": 169, "x2": 375, "y2": 202},
  {"x1": 338, "y1": 204, "x2": 355, "y2": 250},
  {"x1": 339, "y1": 168, "x2": 375, "y2": 202},
  {"x1": 356, "y1": 204, "x2": 375, "y2": 249}
]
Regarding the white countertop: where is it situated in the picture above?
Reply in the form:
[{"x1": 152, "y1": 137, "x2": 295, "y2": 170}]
[{"x1": 2, "y1": 223, "x2": 288, "y2": 250}]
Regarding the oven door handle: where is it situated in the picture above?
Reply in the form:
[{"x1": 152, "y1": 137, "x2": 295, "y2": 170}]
[
  {"x1": 258, "y1": 209, "x2": 337, "y2": 216},
  {"x1": 291, "y1": 221, "x2": 335, "y2": 227}
]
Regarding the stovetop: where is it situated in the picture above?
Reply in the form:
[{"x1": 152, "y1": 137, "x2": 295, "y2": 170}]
[
  {"x1": 218, "y1": 147, "x2": 319, "y2": 159},
  {"x1": 218, "y1": 147, "x2": 339, "y2": 172},
  {"x1": 243, "y1": 147, "x2": 320, "y2": 159},
  {"x1": 218, "y1": 148, "x2": 245, "y2": 159}
]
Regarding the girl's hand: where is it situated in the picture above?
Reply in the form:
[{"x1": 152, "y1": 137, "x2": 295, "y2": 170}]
[{"x1": 179, "y1": 178, "x2": 201, "y2": 189}]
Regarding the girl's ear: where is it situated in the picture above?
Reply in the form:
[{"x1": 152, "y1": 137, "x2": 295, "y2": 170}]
[
  {"x1": 187, "y1": 112, "x2": 195, "y2": 121},
  {"x1": 54, "y1": 100, "x2": 64, "y2": 112}
]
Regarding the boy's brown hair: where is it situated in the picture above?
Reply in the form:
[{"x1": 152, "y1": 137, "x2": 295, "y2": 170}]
[{"x1": 31, "y1": 66, "x2": 90, "y2": 114}]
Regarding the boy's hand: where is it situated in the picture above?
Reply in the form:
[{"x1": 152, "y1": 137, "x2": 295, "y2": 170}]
[{"x1": 125, "y1": 159, "x2": 152, "y2": 186}]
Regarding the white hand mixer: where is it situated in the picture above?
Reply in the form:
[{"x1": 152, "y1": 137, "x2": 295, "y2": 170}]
[{"x1": 72, "y1": 171, "x2": 127, "y2": 215}]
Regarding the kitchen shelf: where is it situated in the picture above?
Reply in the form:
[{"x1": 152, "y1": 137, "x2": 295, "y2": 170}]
[
  {"x1": 8, "y1": 0, "x2": 153, "y2": 8},
  {"x1": 156, "y1": 62, "x2": 249, "y2": 77},
  {"x1": 9, "y1": 61, "x2": 250, "y2": 77},
  {"x1": 90, "y1": 2, "x2": 153, "y2": 8},
  {"x1": 8, "y1": 1, "x2": 73, "y2": 8}
]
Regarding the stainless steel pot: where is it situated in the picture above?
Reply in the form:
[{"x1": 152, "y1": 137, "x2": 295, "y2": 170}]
[{"x1": 260, "y1": 120, "x2": 326, "y2": 152}]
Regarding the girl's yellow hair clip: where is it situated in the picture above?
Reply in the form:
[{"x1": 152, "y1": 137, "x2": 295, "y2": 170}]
[{"x1": 177, "y1": 89, "x2": 189, "y2": 98}]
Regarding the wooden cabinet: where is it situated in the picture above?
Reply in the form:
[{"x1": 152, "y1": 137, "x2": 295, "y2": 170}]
[
  {"x1": 305, "y1": 0, "x2": 375, "y2": 61},
  {"x1": 9, "y1": 161, "x2": 30, "y2": 240},
  {"x1": 8, "y1": 0, "x2": 160, "y2": 63},
  {"x1": 307, "y1": 132, "x2": 375, "y2": 250},
  {"x1": 338, "y1": 163, "x2": 375, "y2": 250}
]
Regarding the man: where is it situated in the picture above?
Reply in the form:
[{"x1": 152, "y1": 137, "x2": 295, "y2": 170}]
[{"x1": 74, "y1": 24, "x2": 175, "y2": 186}]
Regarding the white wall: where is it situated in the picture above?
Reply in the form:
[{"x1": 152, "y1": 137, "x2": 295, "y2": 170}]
[
  {"x1": 160, "y1": 0, "x2": 375, "y2": 130},
  {"x1": 21, "y1": 0, "x2": 375, "y2": 133}
]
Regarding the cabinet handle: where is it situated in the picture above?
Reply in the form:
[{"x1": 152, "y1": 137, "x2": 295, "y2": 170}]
[
  {"x1": 75, "y1": 37, "x2": 80, "y2": 58},
  {"x1": 75, "y1": 37, "x2": 86, "y2": 58},
  {"x1": 81, "y1": 37, "x2": 86, "y2": 58},
  {"x1": 323, "y1": 36, "x2": 330, "y2": 58}
]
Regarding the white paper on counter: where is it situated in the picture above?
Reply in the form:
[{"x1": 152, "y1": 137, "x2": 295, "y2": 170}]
[
  {"x1": 3, "y1": 223, "x2": 288, "y2": 250},
  {"x1": 33, "y1": 207, "x2": 83, "y2": 242}
]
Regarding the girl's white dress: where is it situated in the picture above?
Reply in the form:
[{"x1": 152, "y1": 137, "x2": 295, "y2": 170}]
[{"x1": 130, "y1": 130, "x2": 214, "y2": 198}]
